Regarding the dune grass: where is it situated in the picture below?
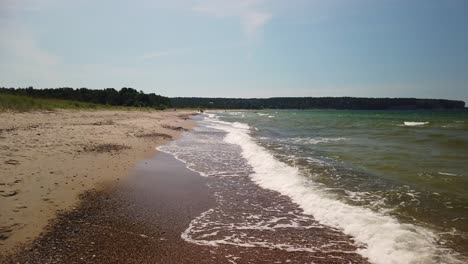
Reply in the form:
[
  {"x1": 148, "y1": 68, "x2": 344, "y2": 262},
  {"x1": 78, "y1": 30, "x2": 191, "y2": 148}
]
[{"x1": 0, "y1": 93, "x2": 141, "y2": 111}]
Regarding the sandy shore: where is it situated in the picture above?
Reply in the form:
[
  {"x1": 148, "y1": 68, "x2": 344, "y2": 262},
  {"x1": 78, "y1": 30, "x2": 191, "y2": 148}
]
[
  {"x1": 1, "y1": 153, "x2": 216, "y2": 263},
  {"x1": 1, "y1": 110, "x2": 370, "y2": 263},
  {"x1": 0, "y1": 109, "x2": 195, "y2": 253},
  {"x1": 2, "y1": 153, "x2": 368, "y2": 263}
]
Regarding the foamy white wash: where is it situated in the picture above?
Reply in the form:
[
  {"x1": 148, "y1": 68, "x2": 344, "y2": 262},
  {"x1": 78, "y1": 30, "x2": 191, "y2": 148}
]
[
  {"x1": 287, "y1": 137, "x2": 348, "y2": 145},
  {"x1": 438, "y1": 172, "x2": 459, "y2": 177},
  {"x1": 208, "y1": 116, "x2": 461, "y2": 264},
  {"x1": 403, "y1": 121, "x2": 429, "y2": 126}
]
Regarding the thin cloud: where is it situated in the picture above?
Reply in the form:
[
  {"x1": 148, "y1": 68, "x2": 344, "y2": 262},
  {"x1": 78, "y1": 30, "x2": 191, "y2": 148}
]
[
  {"x1": 137, "y1": 40, "x2": 250, "y2": 62},
  {"x1": 194, "y1": 0, "x2": 272, "y2": 38},
  {"x1": 0, "y1": 22, "x2": 61, "y2": 83},
  {"x1": 138, "y1": 49, "x2": 189, "y2": 61},
  {"x1": 242, "y1": 11, "x2": 271, "y2": 37},
  {"x1": 0, "y1": 0, "x2": 59, "y2": 14}
]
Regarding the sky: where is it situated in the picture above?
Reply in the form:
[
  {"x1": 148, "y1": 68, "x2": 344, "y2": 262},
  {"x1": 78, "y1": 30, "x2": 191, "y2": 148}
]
[{"x1": 0, "y1": 0, "x2": 467, "y2": 102}]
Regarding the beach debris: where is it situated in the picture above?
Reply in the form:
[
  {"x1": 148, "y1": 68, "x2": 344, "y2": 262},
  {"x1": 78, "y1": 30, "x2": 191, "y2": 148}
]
[
  {"x1": 162, "y1": 124, "x2": 188, "y2": 131},
  {"x1": 178, "y1": 113, "x2": 196, "y2": 120},
  {"x1": 135, "y1": 132, "x2": 172, "y2": 140},
  {"x1": 91, "y1": 120, "x2": 115, "y2": 126},
  {"x1": 82, "y1": 143, "x2": 131, "y2": 153}
]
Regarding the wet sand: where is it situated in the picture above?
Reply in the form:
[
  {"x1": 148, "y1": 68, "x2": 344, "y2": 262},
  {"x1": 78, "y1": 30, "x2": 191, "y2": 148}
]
[{"x1": 1, "y1": 153, "x2": 369, "y2": 263}]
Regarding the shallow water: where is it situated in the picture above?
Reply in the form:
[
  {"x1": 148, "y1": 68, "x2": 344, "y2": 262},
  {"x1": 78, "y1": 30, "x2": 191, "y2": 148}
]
[{"x1": 160, "y1": 110, "x2": 468, "y2": 264}]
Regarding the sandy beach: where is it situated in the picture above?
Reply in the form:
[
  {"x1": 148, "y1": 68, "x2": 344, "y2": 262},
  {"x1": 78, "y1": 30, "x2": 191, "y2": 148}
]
[
  {"x1": 0, "y1": 109, "x2": 195, "y2": 254},
  {"x1": 0, "y1": 110, "x2": 371, "y2": 263},
  {"x1": 2, "y1": 153, "x2": 368, "y2": 263},
  {"x1": 4, "y1": 108, "x2": 463, "y2": 263}
]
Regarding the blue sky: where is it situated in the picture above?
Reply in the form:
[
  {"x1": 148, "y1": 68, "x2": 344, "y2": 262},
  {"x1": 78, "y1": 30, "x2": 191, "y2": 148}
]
[{"x1": 1, "y1": 0, "x2": 467, "y2": 102}]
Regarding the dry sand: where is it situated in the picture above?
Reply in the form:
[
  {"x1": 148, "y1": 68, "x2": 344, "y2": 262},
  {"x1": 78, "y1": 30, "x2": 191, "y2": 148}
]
[{"x1": 0, "y1": 109, "x2": 195, "y2": 254}]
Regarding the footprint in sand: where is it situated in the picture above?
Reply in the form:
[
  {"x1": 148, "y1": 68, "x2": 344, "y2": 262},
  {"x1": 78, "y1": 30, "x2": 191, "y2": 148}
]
[
  {"x1": 0, "y1": 227, "x2": 13, "y2": 241},
  {"x1": 4, "y1": 159, "x2": 20, "y2": 165},
  {"x1": 1, "y1": 190, "x2": 18, "y2": 197}
]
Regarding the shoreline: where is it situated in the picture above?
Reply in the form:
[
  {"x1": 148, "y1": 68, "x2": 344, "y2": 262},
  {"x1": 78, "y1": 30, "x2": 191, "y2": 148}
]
[
  {"x1": 0, "y1": 109, "x2": 196, "y2": 254},
  {"x1": 2, "y1": 152, "x2": 369, "y2": 263},
  {"x1": 1, "y1": 111, "x2": 370, "y2": 263}
]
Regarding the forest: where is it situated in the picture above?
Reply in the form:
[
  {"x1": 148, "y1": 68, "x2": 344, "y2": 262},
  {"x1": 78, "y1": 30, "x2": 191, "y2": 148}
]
[
  {"x1": 0, "y1": 87, "x2": 172, "y2": 109},
  {"x1": 2, "y1": 87, "x2": 465, "y2": 110},
  {"x1": 171, "y1": 97, "x2": 466, "y2": 110}
]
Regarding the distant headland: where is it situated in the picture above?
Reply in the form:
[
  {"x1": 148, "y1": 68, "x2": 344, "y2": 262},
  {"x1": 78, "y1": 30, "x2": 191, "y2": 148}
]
[{"x1": 171, "y1": 97, "x2": 465, "y2": 110}]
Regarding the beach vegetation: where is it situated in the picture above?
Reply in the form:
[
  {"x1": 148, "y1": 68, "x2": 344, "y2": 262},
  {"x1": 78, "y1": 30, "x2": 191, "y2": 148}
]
[
  {"x1": 0, "y1": 93, "x2": 162, "y2": 112},
  {"x1": 0, "y1": 87, "x2": 171, "y2": 110}
]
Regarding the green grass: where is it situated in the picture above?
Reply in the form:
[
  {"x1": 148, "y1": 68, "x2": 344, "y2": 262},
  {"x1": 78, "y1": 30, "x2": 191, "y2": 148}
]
[{"x1": 0, "y1": 93, "x2": 144, "y2": 111}]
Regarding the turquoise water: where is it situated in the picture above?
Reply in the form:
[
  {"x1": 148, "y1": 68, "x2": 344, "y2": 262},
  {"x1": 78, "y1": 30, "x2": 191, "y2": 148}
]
[{"x1": 215, "y1": 110, "x2": 468, "y2": 257}]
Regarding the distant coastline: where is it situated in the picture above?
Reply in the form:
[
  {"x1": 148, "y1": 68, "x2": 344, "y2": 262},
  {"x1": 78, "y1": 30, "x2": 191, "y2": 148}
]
[
  {"x1": 171, "y1": 97, "x2": 466, "y2": 110},
  {"x1": 1, "y1": 87, "x2": 465, "y2": 111}
]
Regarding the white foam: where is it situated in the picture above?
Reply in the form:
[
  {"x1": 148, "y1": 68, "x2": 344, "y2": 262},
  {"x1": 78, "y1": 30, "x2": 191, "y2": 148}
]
[
  {"x1": 403, "y1": 121, "x2": 429, "y2": 126},
  {"x1": 183, "y1": 208, "x2": 357, "y2": 255},
  {"x1": 209, "y1": 118, "x2": 461, "y2": 264},
  {"x1": 438, "y1": 172, "x2": 459, "y2": 177},
  {"x1": 206, "y1": 113, "x2": 216, "y2": 119},
  {"x1": 288, "y1": 137, "x2": 348, "y2": 145}
]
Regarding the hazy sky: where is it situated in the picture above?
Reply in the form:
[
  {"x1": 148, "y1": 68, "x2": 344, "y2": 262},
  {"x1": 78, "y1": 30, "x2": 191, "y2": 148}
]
[{"x1": 1, "y1": 0, "x2": 467, "y2": 101}]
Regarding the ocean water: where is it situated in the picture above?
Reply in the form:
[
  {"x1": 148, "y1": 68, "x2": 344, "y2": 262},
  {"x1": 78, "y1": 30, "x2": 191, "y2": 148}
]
[{"x1": 159, "y1": 110, "x2": 468, "y2": 264}]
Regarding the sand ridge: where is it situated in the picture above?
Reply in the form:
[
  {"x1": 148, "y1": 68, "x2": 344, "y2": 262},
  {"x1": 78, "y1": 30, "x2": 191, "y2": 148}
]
[{"x1": 0, "y1": 109, "x2": 195, "y2": 253}]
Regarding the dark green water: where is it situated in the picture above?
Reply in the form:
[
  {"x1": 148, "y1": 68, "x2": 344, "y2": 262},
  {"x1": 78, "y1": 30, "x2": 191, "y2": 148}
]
[{"x1": 216, "y1": 110, "x2": 468, "y2": 257}]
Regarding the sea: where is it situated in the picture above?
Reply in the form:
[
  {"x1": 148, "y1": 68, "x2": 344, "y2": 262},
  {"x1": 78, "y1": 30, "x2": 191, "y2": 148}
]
[{"x1": 159, "y1": 110, "x2": 468, "y2": 264}]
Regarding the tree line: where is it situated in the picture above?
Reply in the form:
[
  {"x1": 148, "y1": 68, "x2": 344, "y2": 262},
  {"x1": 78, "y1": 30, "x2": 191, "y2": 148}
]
[
  {"x1": 0, "y1": 87, "x2": 172, "y2": 109},
  {"x1": 171, "y1": 97, "x2": 466, "y2": 110},
  {"x1": 2, "y1": 87, "x2": 464, "y2": 110}
]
